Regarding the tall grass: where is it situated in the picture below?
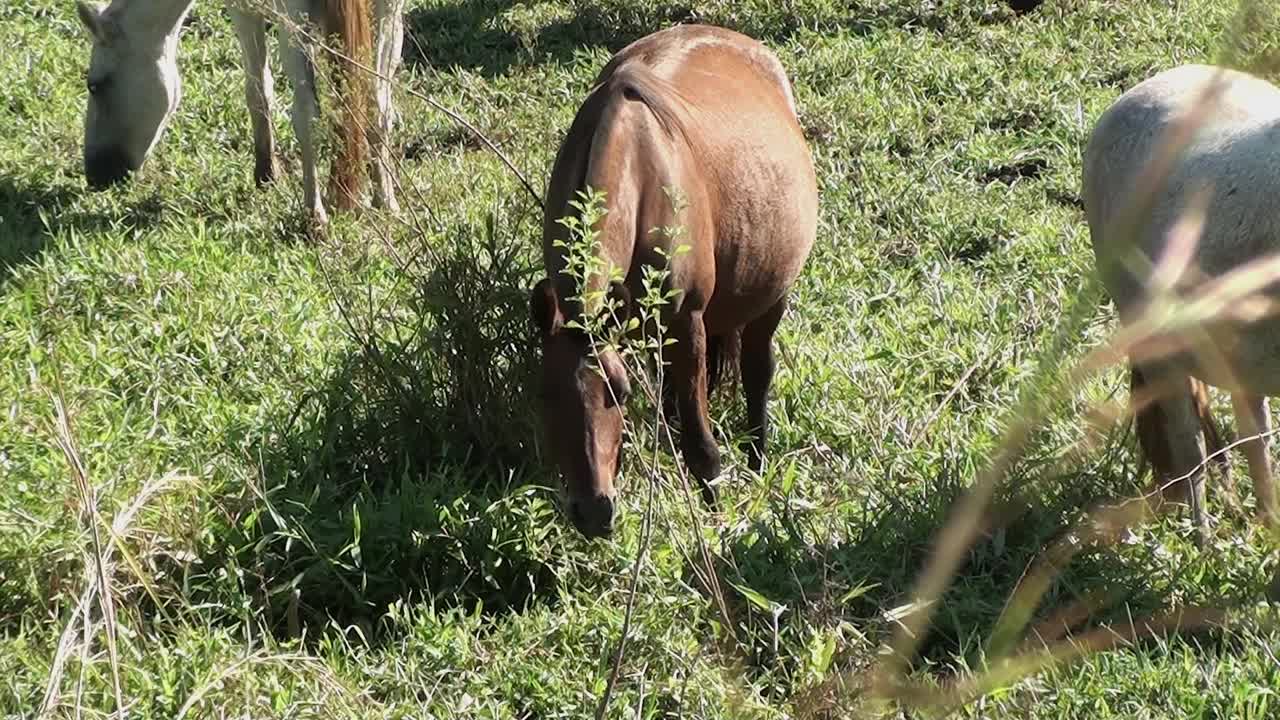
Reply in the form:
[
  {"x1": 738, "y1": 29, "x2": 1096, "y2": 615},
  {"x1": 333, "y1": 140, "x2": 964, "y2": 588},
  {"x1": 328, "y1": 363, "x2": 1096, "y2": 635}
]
[{"x1": 6, "y1": 0, "x2": 1280, "y2": 717}]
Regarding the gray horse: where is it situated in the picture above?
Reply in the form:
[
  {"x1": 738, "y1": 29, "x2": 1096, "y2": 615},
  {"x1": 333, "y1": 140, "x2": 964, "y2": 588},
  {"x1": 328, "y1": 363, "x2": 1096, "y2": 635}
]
[
  {"x1": 74, "y1": 0, "x2": 405, "y2": 224},
  {"x1": 1085, "y1": 63, "x2": 1280, "y2": 538}
]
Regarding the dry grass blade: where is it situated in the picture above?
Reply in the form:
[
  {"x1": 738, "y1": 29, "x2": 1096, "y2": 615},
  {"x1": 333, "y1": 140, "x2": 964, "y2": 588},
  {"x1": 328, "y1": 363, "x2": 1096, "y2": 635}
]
[
  {"x1": 973, "y1": 311, "x2": 1280, "y2": 683},
  {"x1": 1147, "y1": 184, "x2": 1210, "y2": 294},
  {"x1": 883, "y1": 606, "x2": 1235, "y2": 714},
  {"x1": 984, "y1": 499, "x2": 1149, "y2": 658},
  {"x1": 48, "y1": 390, "x2": 124, "y2": 720},
  {"x1": 38, "y1": 583, "x2": 95, "y2": 718},
  {"x1": 983, "y1": 411, "x2": 1280, "y2": 661},
  {"x1": 39, "y1": 382, "x2": 185, "y2": 718},
  {"x1": 1099, "y1": 252, "x2": 1280, "y2": 374},
  {"x1": 870, "y1": 67, "x2": 1232, "y2": 695},
  {"x1": 175, "y1": 651, "x2": 368, "y2": 719}
]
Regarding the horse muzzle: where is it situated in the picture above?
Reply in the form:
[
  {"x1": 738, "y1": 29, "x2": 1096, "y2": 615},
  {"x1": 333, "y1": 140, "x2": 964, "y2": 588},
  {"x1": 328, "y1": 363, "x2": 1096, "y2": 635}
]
[
  {"x1": 569, "y1": 492, "x2": 616, "y2": 539},
  {"x1": 84, "y1": 147, "x2": 135, "y2": 190}
]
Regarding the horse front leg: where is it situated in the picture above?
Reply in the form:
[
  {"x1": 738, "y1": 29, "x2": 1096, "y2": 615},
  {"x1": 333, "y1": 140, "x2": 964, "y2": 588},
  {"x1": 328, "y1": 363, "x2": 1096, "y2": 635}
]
[
  {"x1": 1232, "y1": 393, "x2": 1277, "y2": 527},
  {"x1": 230, "y1": 8, "x2": 278, "y2": 185},
  {"x1": 281, "y1": 9, "x2": 327, "y2": 227},
  {"x1": 369, "y1": 0, "x2": 405, "y2": 211},
  {"x1": 672, "y1": 309, "x2": 721, "y2": 506}
]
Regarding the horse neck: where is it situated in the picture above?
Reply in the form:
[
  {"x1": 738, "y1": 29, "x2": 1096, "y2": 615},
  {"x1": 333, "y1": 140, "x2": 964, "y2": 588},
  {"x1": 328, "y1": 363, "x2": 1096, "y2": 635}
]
[{"x1": 111, "y1": 0, "x2": 197, "y2": 56}]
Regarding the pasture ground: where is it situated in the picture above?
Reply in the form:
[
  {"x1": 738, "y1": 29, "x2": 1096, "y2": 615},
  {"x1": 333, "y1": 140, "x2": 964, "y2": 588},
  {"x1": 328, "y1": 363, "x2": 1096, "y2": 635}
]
[{"x1": 3, "y1": 0, "x2": 1280, "y2": 717}]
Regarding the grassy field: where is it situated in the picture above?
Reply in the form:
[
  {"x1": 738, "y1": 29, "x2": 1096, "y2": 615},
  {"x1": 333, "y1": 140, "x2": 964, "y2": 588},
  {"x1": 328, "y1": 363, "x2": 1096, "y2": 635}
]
[{"x1": 3, "y1": 0, "x2": 1280, "y2": 717}]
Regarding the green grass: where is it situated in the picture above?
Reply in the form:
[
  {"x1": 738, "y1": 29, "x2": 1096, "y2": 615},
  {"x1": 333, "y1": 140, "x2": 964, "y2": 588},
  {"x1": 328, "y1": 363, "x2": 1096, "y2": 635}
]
[{"x1": 3, "y1": 0, "x2": 1280, "y2": 717}]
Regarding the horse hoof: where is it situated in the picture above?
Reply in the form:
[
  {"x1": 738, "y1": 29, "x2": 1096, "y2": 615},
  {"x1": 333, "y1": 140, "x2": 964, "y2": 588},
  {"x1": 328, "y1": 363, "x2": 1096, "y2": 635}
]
[
  {"x1": 1153, "y1": 478, "x2": 1189, "y2": 503},
  {"x1": 742, "y1": 441, "x2": 765, "y2": 475},
  {"x1": 255, "y1": 155, "x2": 279, "y2": 186},
  {"x1": 305, "y1": 207, "x2": 329, "y2": 240},
  {"x1": 684, "y1": 440, "x2": 721, "y2": 483},
  {"x1": 1254, "y1": 508, "x2": 1280, "y2": 530},
  {"x1": 697, "y1": 479, "x2": 719, "y2": 509},
  {"x1": 372, "y1": 192, "x2": 400, "y2": 213}
]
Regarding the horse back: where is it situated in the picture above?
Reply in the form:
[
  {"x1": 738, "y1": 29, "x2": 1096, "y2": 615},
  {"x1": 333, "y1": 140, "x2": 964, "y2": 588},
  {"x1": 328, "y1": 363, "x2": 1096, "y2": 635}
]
[
  {"x1": 543, "y1": 25, "x2": 817, "y2": 332},
  {"x1": 1087, "y1": 65, "x2": 1280, "y2": 299},
  {"x1": 1086, "y1": 64, "x2": 1280, "y2": 391}
]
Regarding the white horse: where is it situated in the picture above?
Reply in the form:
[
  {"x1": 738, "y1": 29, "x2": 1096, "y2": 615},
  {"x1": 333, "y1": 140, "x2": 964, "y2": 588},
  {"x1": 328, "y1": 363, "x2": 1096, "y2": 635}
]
[
  {"x1": 1084, "y1": 63, "x2": 1280, "y2": 538},
  {"x1": 74, "y1": 0, "x2": 406, "y2": 224}
]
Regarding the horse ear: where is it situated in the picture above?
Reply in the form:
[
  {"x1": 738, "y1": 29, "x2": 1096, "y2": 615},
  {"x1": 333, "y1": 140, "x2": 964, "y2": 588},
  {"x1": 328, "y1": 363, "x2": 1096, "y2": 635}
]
[
  {"x1": 530, "y1": 278, "x2": 563, "y2": 338},
  {"x1": 75, "y1": 1, "x2": 106, "y2": 41}
]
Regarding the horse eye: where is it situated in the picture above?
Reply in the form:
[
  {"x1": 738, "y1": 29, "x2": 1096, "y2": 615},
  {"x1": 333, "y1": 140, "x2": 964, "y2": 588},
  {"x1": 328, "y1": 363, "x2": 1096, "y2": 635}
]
[{"x1": 87, "y1": 76, "x2": 108, "y2": 96}]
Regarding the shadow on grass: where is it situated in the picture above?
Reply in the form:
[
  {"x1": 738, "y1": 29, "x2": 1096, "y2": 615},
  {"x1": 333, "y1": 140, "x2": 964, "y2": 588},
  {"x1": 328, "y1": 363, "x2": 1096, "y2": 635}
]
[
  {"x1": 403, "y1": 0, "x2": 1027, "y2": 79},
  {"x1": 404, "y1": 0, "x2": 682, "y2": 77},
  {"x1": 715, "y1": 457, "x2": 1250, "y2": 688},
  {"x1": 195, "y1": 207, "x2": 570, "y2": 640},
  {"x1": 0, "y1": 178, "x2": 74, "y2": 287},
  {"x1": 0, "y1": 175, "x2": 169, "y2": 288}
]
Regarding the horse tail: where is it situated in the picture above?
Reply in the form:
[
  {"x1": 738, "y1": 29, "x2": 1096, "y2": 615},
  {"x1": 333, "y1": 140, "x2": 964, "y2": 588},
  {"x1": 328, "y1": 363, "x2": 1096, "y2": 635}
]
[
  {"x1": 708, "y1": 329, "x2": 742, "y2": 396},
  {"x1": 1130, "y1": 367, "x2": 1226, "y2": 490},
  {"x1": 324, "y1": 0, "x2": 372, "y2": 210},
  {"x1": 1189, "y1": 377, "x2": 1227, "y2": 471}
]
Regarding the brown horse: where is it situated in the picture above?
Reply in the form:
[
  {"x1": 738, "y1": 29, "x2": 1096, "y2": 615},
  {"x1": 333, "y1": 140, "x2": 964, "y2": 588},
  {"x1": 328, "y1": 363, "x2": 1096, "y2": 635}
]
[{"x1": 529, "y1": 25, "x2": 818, "y2": 538}]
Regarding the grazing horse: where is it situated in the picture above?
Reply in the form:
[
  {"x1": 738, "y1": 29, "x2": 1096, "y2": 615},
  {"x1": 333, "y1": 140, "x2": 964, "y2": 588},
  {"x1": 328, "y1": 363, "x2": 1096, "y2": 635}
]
[
  {"x1": 529, "y1": 24, "x2": 818, "y2": 538},
  {"x1": 73, "y1": 0, "x2": 406, "y2": 223},
  {"x1": 1084, "y1": 63, "x2": 1280, "y2": 537}
]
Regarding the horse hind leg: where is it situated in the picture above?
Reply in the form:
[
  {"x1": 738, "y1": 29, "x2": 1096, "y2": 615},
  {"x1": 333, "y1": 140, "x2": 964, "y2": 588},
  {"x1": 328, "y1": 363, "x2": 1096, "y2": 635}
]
[
  {"x1": 368, "y1": 0, "x2": 404, "y2": 211},
  {"x1": 281, "y1": 12, "x2": 328, "y2": 226},
  {"x1": 1231, "y1": 393, "x2": 1278, "y2": 527},
  {"x1": 1131, "y1": 364, "x2": 1211, "y2": 543},
  {"x1": 740, "y1": 297, "x2": 786, "y2": 475},
  {"x1": 230, "y1": 9, "x2": 278, "y2": 185}
]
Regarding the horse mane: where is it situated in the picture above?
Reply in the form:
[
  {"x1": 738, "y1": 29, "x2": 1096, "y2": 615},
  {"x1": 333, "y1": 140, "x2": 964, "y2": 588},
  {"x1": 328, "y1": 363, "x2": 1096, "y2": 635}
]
[{"x1": 323, "y1": 0, "x2": 372, "y2": 209}]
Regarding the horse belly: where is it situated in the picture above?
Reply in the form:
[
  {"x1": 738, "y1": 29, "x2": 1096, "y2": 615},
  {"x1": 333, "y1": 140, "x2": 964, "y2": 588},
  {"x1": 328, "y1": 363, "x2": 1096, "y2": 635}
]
[
  {"x1": 702, "y1": 154, "x2": 816, "y2": 332},
  {"x1": 1184, "y1": 317, "x2": 1280, "y2": 396},
  {"x1": 702, "y1": 232, "x2": 809, "y2": 333}
]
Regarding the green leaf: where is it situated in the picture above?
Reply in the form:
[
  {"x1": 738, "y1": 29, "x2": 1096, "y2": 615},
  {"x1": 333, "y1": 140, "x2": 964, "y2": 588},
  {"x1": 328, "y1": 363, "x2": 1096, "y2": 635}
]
[
  {"x1": 729, "y1": 581, "x2": 781, "y2": 614},
  {"x1": 838, "y1": 582, "x2": 880, "y2": 605},
  {"x1": 809, "y1": 630, "x2": 837, "y2": 676}
]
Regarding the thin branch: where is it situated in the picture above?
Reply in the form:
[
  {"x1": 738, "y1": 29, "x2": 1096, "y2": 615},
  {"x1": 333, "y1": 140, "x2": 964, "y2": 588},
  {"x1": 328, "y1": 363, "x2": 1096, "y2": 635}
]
[
  {"x1": 595, "y1": 298, "x2": 668, "y2": 720},
  {"x1": 908, "y1": 356, "x2": 983, "y2": 448}
]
